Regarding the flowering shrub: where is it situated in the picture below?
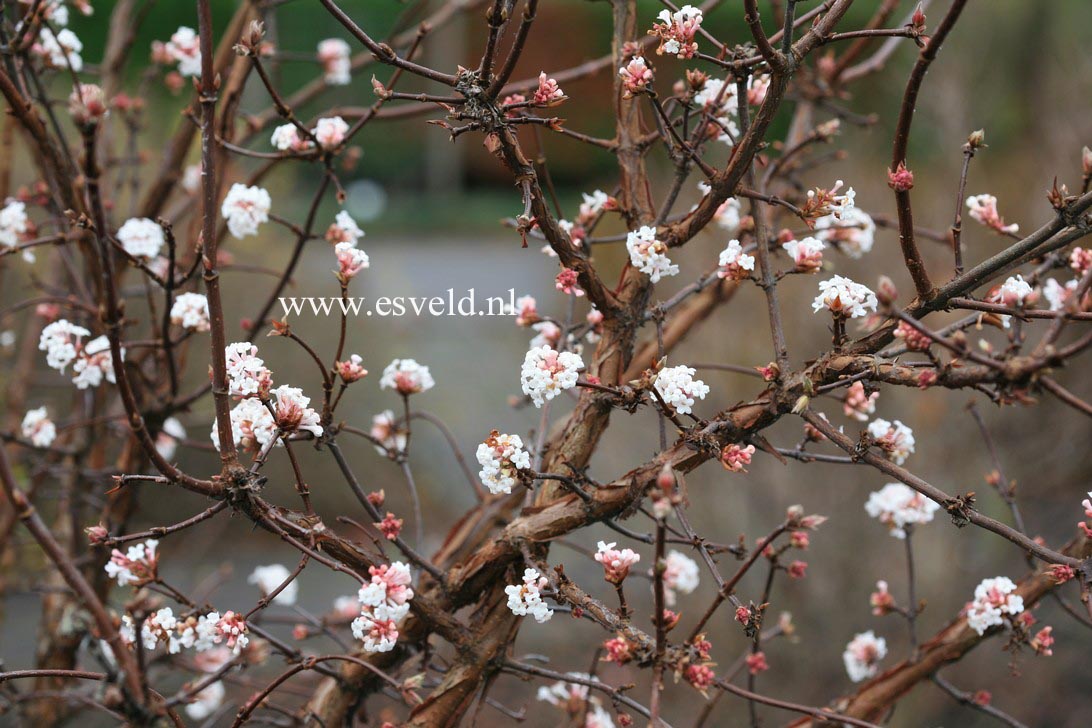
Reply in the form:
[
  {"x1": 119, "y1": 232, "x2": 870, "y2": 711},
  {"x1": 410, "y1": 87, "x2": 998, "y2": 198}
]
[{"x1": 0, "y1": 2, "x2": 1090, "y2": 727}]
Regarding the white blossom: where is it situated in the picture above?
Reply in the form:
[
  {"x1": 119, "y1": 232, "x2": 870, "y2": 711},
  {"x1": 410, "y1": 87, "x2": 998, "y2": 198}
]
[
  {"x1": 156, "y1": 417, "x2": 186, "y2": 461},
  {"x1": 0, "y1": 199, "x2": 30, "y2": 261},
  {"x1": 184, "y1": 681, "x2": 225, "y2": 720},
  {"x1": 165, "y1": 27, "x2": 201, "y2": 77},
  {"x1": 170, "y1": 292, "x2": 210, "y2": 332},
  {"x1": 866, "y1": 418, "x2": 915, "y2": 465},
  {"x1": 248, "y1": 564, "x2": 298, "y2": 606},
  {"x1": 505, "y1": 567, "x2": 554, "y2": 623},
  {"x1": 843, "y1": 631, "x2": 887, "y2": 682},
  {"x1": 812, "y1": 275, "x2": 878, "y2": 319},
  {"x1": 864, "y1": 483, "x2": 938, "y2": 538},
  {"x1": 220, "y1": 184, "x2": 271, "y2": 239},
  {"x1": 379, "y1": 358, "x2": 434, "y2": 395},
  {"x1": 662, "y1": 550, "x2": 699, "y2": 606},
  {"x1": 271, "y1": 385, "x2": 323, "y2": 438},
  {"x1": 317, "y1": 38, "x2": 352, "y2": 85},
  {"x1": 1043, "y1": 278, "x2": 1077, "y2": 312},
  {"x1": 36, "y1": 28, "x2": 83, "y2": 71},
  {"x1": 270, "y1": 124, "x2": 312, "y2": 152},
  {"x1": 329, "y1": 210, "x2": 365, "y2": 246},
  {"x1": 21, "y1": 407, "x2": 56, "y2": 447},
  {"x1": 314, "y1": 116, "x2": 349, "y2": 148},
  {"x1": 370, "y1": 409, "x2": 406, "y2": 455},
  {"x1": 654, "y1": 365, "x2": 709, "y2": 415},
  {"x1": 814, "y1": 207, "x2": 875, "y2": 258},
  {"x1": 104, "y1": 539, "x2": 158, "y2": 587},
  {"x1": 39, "y1": 319, "x2": 90, "y2": 373},
  {"x1": 716, "y1": 239, "x2": 755, "y2": 280},
  {"x1": 71, "y1": 335, "x2": 120, "y2": 389},
  {"x1": 214, "y1": 398, "x2": 276, "y2": 451},
  {"x1": 967, "y1": 576, "x2": 1024, "y2": 635},
  {"x1": 520, "y1": 345, "x2": 582, "y2": 407},
  {"x1": 350, "y1": 562, "x2": 414, "y2": 652},
  {"x1": 626, "y1": 225, "x2": 679, "y2": 283},
  {"x1": 225, "y1": 342, "x2": 272, "y2": 398},
  {"x1": 116, "y1": 218, "x2": 164, "y2": 259},
  {"x1": 476, "y1": 431, "x2": 531, "y2": 495}
]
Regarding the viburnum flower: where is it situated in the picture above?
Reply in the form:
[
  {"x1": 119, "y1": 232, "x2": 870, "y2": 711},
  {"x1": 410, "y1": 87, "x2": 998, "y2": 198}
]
[
  {"x1": 1069, "y1": 246, "x2": 1092, "y2": 275},
  {"x1": 687, "y1": 663, "x2": 717, "y2": 691},
  {"x1": 314, "y1": 116, "x2": 349, "y2": 148},
  {"x1": 501, "y1": 93, "x2": 527, "y2": 117},
  {"x1": 887, "y1": 162, "x2": 914, "y2": 192},
  {"x1": 0, "y1": 199, "x2": 30, "y2": 260},
  {"x1": 350, "y1": 562, "x2": 413, "y2": 652},
  {"x1": 966, "y1": 194, "x2": 1019, "y2": 235},
  {"x1": 585, "y1": 307, "x2": 604, "y2": 343},
  {"x1": 1043, "y1": 278, "x2": 1078, "y2": 312},
  {"x1": 618, "y1": 56, "x2": 653, "y2": 98},
  {"x1": 555, "y1": 267, "x2": 585, "y2": 296},
  {"x1": 650, "y1": 5, "x2": 703, "y2": 59},
  {"x1": 866, "y1": 419, "x2": 916, "y2": 465},
  {"x1": 352, "y1": 603, "x2": 404, "y2": 653},
  {"x1": 116, "y1": 218, "x2": 164, "y2": 259},
  {"x1": 375, "y1": 512, "x2": 403, "y2": 541},
  {"x1": 626, "y1": 226, "x2": 679, "y2": 283},
  {"x1": 989, "y1": 274, "x2": 1037, "y2": 308},
  {"x1": 39, "y1": 319, "x2": 91, "y2": 372},
  {"x1": 893, "y1": 320, "x2": 931, "y2": 351},
  {"x1": 71, "y1": 336, "x2": 119, "y2": 389},
  {"x1": 662, "y1": 550, "x2": 699, "y2": 606},
  {"x1": 520, "y1": 345, "x2": 582, "y2": 407},
  {"x1": 654, "y1": 365, "x2": 709, "y2": 415},
  {"x1": 865, "y1": 483, "x2": 938, "y2": 537},
  {"x1": 336, "y1": 354, "x2": 368, "y2": 383},
  {"x1": 35, "y1": 28, "x2": 83, "y2": 71},
  {"x1": 476, "y1": 430, "x2": 531, "y2": 495},
  {"x1": 203, "y1": 611, "x2": 250, "y2": 654},
  {"x1": 225, "y1": 342, "x2": 273, "y2": 398},
  {"x1": 720, "y1": 443, "x2": 755, "y2": 473},
  {"x1": 215, "y1": 398, "x2": 276, "y2": 452},
  {"x1": 21, "y1": 407, "x2": 56, "y2": 448},
  {"x1": 335, "y1": 241, "x2": 370, "y2": 279},
  {"x1": 594, "y1": 541, "x2": 641, "y2": 584},
  {"x1": 181, "y1": 163, "x2": 202, "y2": 193},
  {"x1": 532, "y1": 72, "x2": 565, "y2": 106},
  {"x1": 966, "y1": 576, "x2": 1025, "y2": 635},
  {"x1": 317, "y1": 38, "x2": 351, "y2": 85},
  {"x1": 510, "y1": 295, "x2": 539, "y2": 326},
  {"x1": 1082, "y1": 491, "x2": 1092, "y2": 518},
  {"x1": 843, "y1": 631, "x2": 887, "y2": 682},
  {"x1": 270, "y1": 123, "x2": 313, "y2": 152},
  {"x1": 698, "y1": 185, "x2": 742, "y2": 231},
  {"x1": 536, "y1": 672, "x2": 597, "y2": 713},
  {"x1": 105, "y1": 539, "x2": 158, "y2": 587},
  {"x1": 603, "y1": 636, "x2": 633, "y2": 665},
  {"x1": 164, "y1": 27, "x2": 201, "y2": 77},
  {"x1": 747, "y1": 74, "x2": 771, "y2": 105},
  {"x1": 184, "y1": 681, "x2": 225, "y2": 721},
  {"x1": 812, "y1": 275, "x2": 878, "y2": 319},
  {"x1": 804, "y1": 180, "x2": 856, "y2": 222},
  {"x1": 578, "y1": 190, "x2": 615, "y2": 222},
  {"x1": 327, "y1": 209, "x2": 365, "y2": 246},
  {"x1": 248, "y1": 564, "x2": 297, "y2": 606},
  {"x1": 813, "y1": 207, "x2": 875, "y2": 258},
  {"x1": 716, "y1": 239, "x2": 755, "y2": 280},
  {"x1": 782, "y1": 236, "x2": 825, "y2": 273},
  {"x1": 380, "y1": 358, "x2": 434, "y2": 395},
  {"x1": 170, "y1": 292, "x2": 210, "y2": 332},
  {"x1": 692, "y1": 80, "x2": 740, "y2": 145},
  {"x1": 271, "y1": 385, "x2": 323, "y2": 438},
  {"x1": 221, "y1": 184, "x2": 271, "y2": 239},
  {"x1": 843, "y1": 381, "x2": 878, "y2": 422},
  {"x1": 155, "y1": 417, "x2": 186, "y2": 461},
  {"x1": 505, "y1": 567, "x2": 554, "y2": 623},
  {"x1": 787, "y1": 560, "x2": 808, "y2": 579},
  {"x1": 68, "y1": 83, "x2": 107, "y2": 125},
  {"x1": 370, "y1": 410, "x2": 407, "y2": 455},
  {"x1": 870, "y1": 580, "x2": 896, "y2": 615},
  {"x1": 1031, "y1": 625, "x2": 1055, "y2": 656},
  {"x1": 745, "y1": 652, "x2": 769, "y2": 675}
]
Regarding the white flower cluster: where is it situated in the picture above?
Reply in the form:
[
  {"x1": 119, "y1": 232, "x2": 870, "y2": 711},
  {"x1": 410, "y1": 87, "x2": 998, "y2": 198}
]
[
  {"x1": 271, "y1": 117, "x2": 350, "y2": 151},
  {"x1": 164, "y1": 27, "x2": 201, "y2": 77},
  {"x1": 626, "y1": 225, "x2": 679, "y2": 283},
  {"x1": 39, "y1": 320, "x2": 121, "y2": 389},
  {"x1": 866, "y1": 418, "x2": 915, "y2": 465},
  {"x1": 155, "y1": 417, "x2": 186, "y2": 461},
  {"x1": 225, "y1": 342, "x2": 272, "y2": 398},
  {"x1": 370, "y1": 409, "x2": 406, "y2": 455},
  {"x1": 814, "y1": 207, "x2": 875, "y2": 258},
  {"x1": 537, "y1": 673, "x2": 615, "y2": 727},
  {"x1": 351, "y1": 562, "x2": 414, "y2": 653},
  {"x1": 843, "y1": 631, "x2": 887, "y2": 682},
  {"x1": 329, "y1": 210, "x2": 365, "y2": 245},
  {"x1": 379, "y1": 358, "x2": 434, "y2": 394},
  {"x1": 121, "y1": 607, "x2": 249, "y2": 655},
  {"x1": 215, "y1": 398, "x2": 275, "y2": 452},
  {"x1": 864, "y1": 483, "x2": 938, "y2": 538},
  {"x1": 318, "y1": 38, "x2": 352, "y2": 85},
  {"x1": 654, "y1": 365, "x2": 710, "y2": 415},
  {"x1": 812, "y1": 275, "x2": 878, "y2": 319},
  {"x1": 0, "y1": 199, "x2": 32, "y2": 261},
  {"x1": 1043, "y1": 278, "x2": 1077, "y2": 312},
  {"x1": 662, "y1": 550, "x2": 700, "y2": 606},
  {"x1": 248, "y1": 564, "x2": 297, "y2": 605},
  {"x1": 966, "y1": 576, "x2": 1024, "y2": 636},
  {"x1": 185, "y1": 681, "x2": 225, "y2": 721},
  {"x1": 221, "y1": 184, "x2": 271, "y2": 239},
  {"x1": 717, "y1": 239, "x2": 755, "y2": 280},
  {"x1": 21, "y1": 407, "x2": 56, "y2": 448},
  {"x1": 505, "y1": 568, "x2": 554, "y2": 623},
  {"x1": 36, "y1": 27, "x2": 83, "y2": 71},
  {"x1": 116, "y1": 218, "x2": 164, "y2": 259},
  {"x1": 104, "y1": 539, "x2": 158, "y2": 587},
  {"x1": 170, "y1": 292, "x2": 210, "y2": 332},
  {"x1": 693, "y1": 78, "x2": 740, "y2": 144},
  {"x1": 476, "y1": 431, "x2": 531, "y2": 495},
  {"x1": 520, "y1": 345, "x2": 582, "y2": 407},
  {"x1": 271, "y1": 384, "x2": 323, "y2": 438}
]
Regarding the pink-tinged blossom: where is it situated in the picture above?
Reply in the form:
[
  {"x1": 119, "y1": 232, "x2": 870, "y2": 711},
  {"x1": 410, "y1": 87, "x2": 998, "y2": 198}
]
[
  {"x1": 314, "y1": 116, "x2": 349, "y2": 148},
  {"x1": 1043, "y1": 278, "x2": 1078, "y2": 312},
  {"x1": 71, "y1": 336, "x2": 119, "y2": 390},
  {"x1": 988, "y1": 274, "x2": 1037, "y2": 308},
  {"x1": 866, "y1": 418, "x2": 916, "y2": 466},
  {"x1": 626, "y1": 226, "x2": 679, "y2": 282},
  {"x1": 594, "y1": 541, "x2": 641, "y2": 584},
  {"x1": 248, "y1": 564, "x2": 297, "y2": 606},
  {"x1": 745, "y1": 652, "x2": 769, "y2": 675},
  {"x1": 813, "y1": 207, "x2": 875, "y2": 259},
  {"x1": 213, "y1": 399, "x2": 275, "y2": 452},
  {"x1": 654, "y1": 365, "x2": 709, "y2": 415},
  {"x1": 871, "y1": 580, "x2": 895, "y2": 615},
  {"x1": 164, "y1": 27, "x2": 201, "y2": 77},
  {"x1": 21, "y1": 407, "x2": 56, "y2": 448},
  {"x1": 555, "y1": 267, "x2": 585, "y2": 296},
  {"x1": 521, "y1": 345, "x2": 582, "y2": 407},
  {"x1": 578, "y1": 190, "x2": 616, "y2": 223},
  {"x1": 966, "y1": 194, "x2": 1019, "y2": 235},
  {"x1": 843, "y1": 381, "x2": 878, "y2": 422},
  {"x1": 843, "y1": 631, "x2": 887, "y2": 682},
  {"x1": 327, "y1": 209, "x2": 365, "y2": 246},
  {"x1": 651, "y1": 5, "x2": 703, "y2": 59},
  {"x1": 887, "y1": 162, "x2": 914, "y2": 192},
  {"x1": 687, "y1": 663, "x2": 717, "y2": 690},
  {"x1": 221, "y1": 184, "x2": 271, "y2": 239},
  {"x1": 529, "y1": 321, "x2": 562, "y2": 350},
  {"x1": 790, "y1": 530, "x2": 810, "y2": 549},
  {"x1": 370, "y1": 410, "x2": 406, "y2": 455},
  {"x1": 720, "y1": 443, "x2": 755, "y2": 473},
  {"x1": 787, "y1": 560, "x2": 808, "y2": 579},
  {"x1": 225, "y1": 342, "x2": 272, "y2": 398},
  {"x1": 352, "y1": 604, "x2": 404, "y2": 653},
  {"x1": 501, "y1": 93, "x2": 527, "y2": 118},
  {"x1": 813, "y1": 275, "x2": 878, "y2": 318},
  {"x1": 692, "y1": 80, "x2": 740, "y2": 145},
  {"x1": 1031, "y1": 626, "x2": 1054, "y2": 656},
  {"x1": 533, "y1": 72, "x2": 565, "y2": 106},
  {"x1": 380, "y1": 358, "x2": 434, "y2": 395},
  {"x1": 782, "y1": 236, "x2": 825, "y2": 273},
  {"x1": 585, "y1": 307, "x2": 604, "y2": 343},
  {"x1": 271, "y1": 385, "x2": 323, "y2": 438},
  {"x1": 170, "y1": 292, "x2": 210, "y2": 332},
  {"x1": 375, "y1": 512, "x2": 403, "y2": 541},
  {"x1": 68, "y1": 83, "x2": 107, "y2": 125},
  {"x1": 510, "y1": 295, "x2": 539, "y2": 326},
  {"x1": 966, "y1": 576, "x2": 1024, "y2": 635},
  {"x1": 270, "y1": 124, "x2": 313, "y2": 152},
  {"x1": 1069, "y1": 247, "x2": 1092, "y2": 275},
  {"x1": 105, "y1": 539, "x2": 158, "y2": 587},
  {"x1": 619, "y1": 56, "x2": 653, "y2": 98},
  {"x1": 603, "y1": 636, "x2": 633, "y2": 664},
  {"x1": 116, "y1": 217, "x2": 164, "y2": 258},
  {"x1": 336, "y1": 354, "x2": 368, "y2": 383},
  {"x1": 505, "y1": 567, "x2": 554, "y2": 623},
  {"x1": 717, "y1": 239, "x2": 755, "y2": 280},
  {"x1": 317, "y1": 39, "x2": 351, "y2": 85},
  {"x1": 804, "y1": 180, "x2": 856, "y2": 222},
  {"x1": 662, "y1": 550, "x2": 699, "y2": 606},
  {"x1": 335, "y1": 241, "x2": 370, "y2": 279},
  {"x1": 1083, "y1": 491, "x2": 1092, "y2": 518},
  {"x1": 894, "y1": 320, "x2": 931, "y2": 351},
  {"x1": 476, "y1": 430, "x2": 531, "y2": 495},
  {"x1": 735, "y1": 606, "x2": 752, "y2": 625},
  {"x1": 747, "y1": 74, "x2": 770, "y2": 105},
  {"x1": 1049, "y1": 564, "x2": 1075, "y2": 585}
]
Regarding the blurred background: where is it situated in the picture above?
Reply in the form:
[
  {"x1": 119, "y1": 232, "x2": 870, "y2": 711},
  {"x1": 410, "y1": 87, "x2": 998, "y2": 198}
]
[{"x1": 2, "y1": 1, "x2": 1091, "y2": 725}]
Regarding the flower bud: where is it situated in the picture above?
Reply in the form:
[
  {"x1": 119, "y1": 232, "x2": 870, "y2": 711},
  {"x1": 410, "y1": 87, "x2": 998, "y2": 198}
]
[
  {"x1": 967, "y1": 128, "x2": 986, "y2": 150},
  {"x1": 876, "y1": 275, "x2": 898, "y2": 306},
  {"x1": 68, "y1": 84, "x2": 107, "y2": 126}
]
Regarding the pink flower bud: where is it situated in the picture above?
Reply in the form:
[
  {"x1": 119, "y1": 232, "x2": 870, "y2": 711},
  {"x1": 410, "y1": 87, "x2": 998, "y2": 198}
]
[
  {"x1": 887, "y1": 162, "x2": 914, "y2": 192},
  {"x1": 68, "y1": 84, "x2": 107, "y2": 126}
]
